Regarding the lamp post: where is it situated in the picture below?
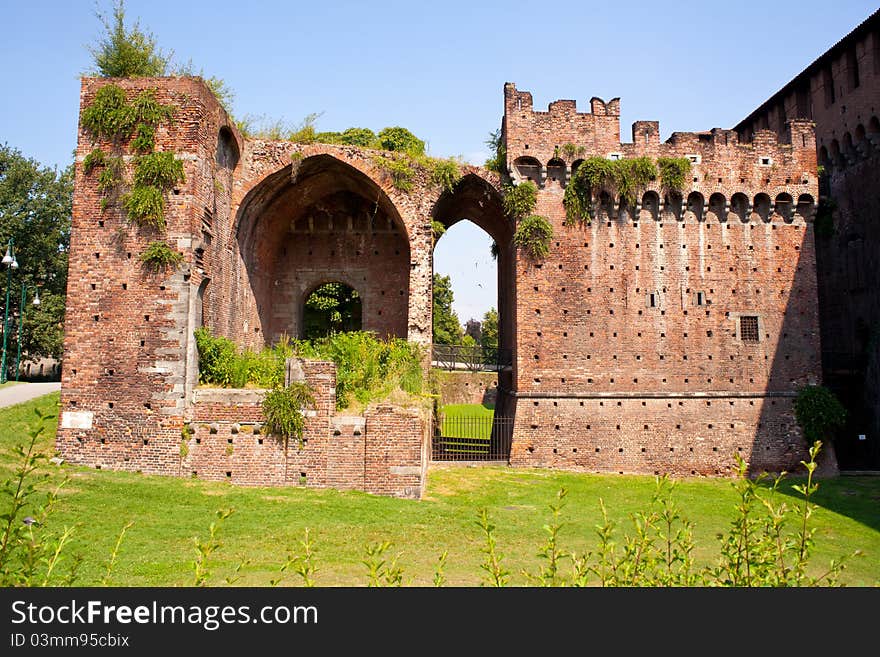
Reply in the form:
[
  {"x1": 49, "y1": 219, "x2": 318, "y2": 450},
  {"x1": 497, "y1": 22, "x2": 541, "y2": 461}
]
[
  {"x1": 1, "y1": 239, "x2": 19, "y2": 385},
  {"x1": 14, "y1": 285, "x2": 40, "y2": 382}
]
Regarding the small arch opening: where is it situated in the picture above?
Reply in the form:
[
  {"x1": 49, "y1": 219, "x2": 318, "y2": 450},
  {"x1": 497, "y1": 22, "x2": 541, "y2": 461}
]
[
  {"x1": 302, "y1": 282, "x2": 363, "y2": 340},
  {"x1": 664, "y1": 191, "x2": 683, "y2": 221},
  {"x1": 731, "y1": 193, "x2": 749, "y2": 223},
  {"x1": 546, "y1": 157, "x2": 566, "y2": 185},
  {"x1": 754, "y1": 193, "x2": 771, "y2": 222},
  {"x1": 686, "y1": 191, "x2": 705, "y2": 221},
  {"x1": 708, "y1": 193, "x2": 726, "y2": 222},
  {"x1": 775, "y1": 193, "x2": 793, "y2": 223},
  {"x1": 641, "y1": 191, "x2": 660, "y2": 221},
  {"x1": 216, "y1": 127, "x2": 240, "y2": 169},
  {"x1": 796, "y1": 194, "x2": 815, "y2": 221},
  {"x1": 513, "y1": 156, "x2": 542, "y2": 183}
]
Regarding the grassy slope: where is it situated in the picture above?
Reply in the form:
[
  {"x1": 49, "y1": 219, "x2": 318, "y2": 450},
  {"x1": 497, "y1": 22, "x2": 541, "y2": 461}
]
[{"x1": 2, "y1": 393, "x2": 878, "y2": 586}]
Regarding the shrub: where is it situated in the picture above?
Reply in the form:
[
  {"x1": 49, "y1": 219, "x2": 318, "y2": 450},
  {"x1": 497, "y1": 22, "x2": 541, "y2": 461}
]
[
  {"x1": 87, "y1": 0, "x2": 170, "y2": 78},
  {"x1": 373, "y1": 155, "x2": 414, "y2": 192},
  {"x1": 122, "y1": 185, "x2": 166, "y2": 229},
  {"x1": 502, "y1": 181, "x2": 537, "y2": 220},
  {"x1": 514, "y1": 214, "x2": 553, "y2": 260},
  {"x1": 795, "y1": 384, "x2": 847, "y2": 445},
  {"x1": 133, "y1": 151, "x2": 185, "y2": 189},
  {"x1": 139, "y1": 241, "x2": 183, "y2": 271},
  {"x1": 657, "y1": 156, "x2": 691, "y2": 193},
  {"x1": 429, "y1": 158, "x2": 461, "y2": 193},
  {"x1": 378, "y1": 126, "x2": 425, "y2": 156},
  {"x1": 262, "y1": 382, "x2": 316, "y2": 449}
]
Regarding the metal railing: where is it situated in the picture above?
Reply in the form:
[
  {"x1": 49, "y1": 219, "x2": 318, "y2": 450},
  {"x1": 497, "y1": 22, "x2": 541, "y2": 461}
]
[
  {"x1": 431, "y1": 415, "x2": 514, "y2": 461},
  {"x1": 431, "y1": 344, "x2": 512, "y2": 372}
]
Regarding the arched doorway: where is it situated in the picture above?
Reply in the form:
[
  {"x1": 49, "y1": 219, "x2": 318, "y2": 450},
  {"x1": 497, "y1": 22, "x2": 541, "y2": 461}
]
[
  {"x1": 302, "y1": 282, "x2": 363, "y2": 339},
  {"x1": 232, "y1": 155, "x2": 410, "y2": 346},
  {"x1": 430, "y1": 173, "x2": 516, "y2": 460}
]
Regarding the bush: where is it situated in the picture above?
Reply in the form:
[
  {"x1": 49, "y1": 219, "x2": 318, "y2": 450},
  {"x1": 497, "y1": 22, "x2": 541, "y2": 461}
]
[
  {"x1": 262, "y1": 382, "x2": 316, "y2": 449},
  {"x1": 514, "y1": 214, "x2": 553, "y2": 260},
  {"x1": 87, "y1": 0, "x2": 170, "y2": 78},
  {"x1": 795, "y1": 385, "x2": 847, "y2": 445},
  {"x1": 139, "y1": 241, "x2": 183, "y2": 272},
  {"x1": 378, "y1": 127, "x2": 425, "y2": 156},
  {"x1": 502, "y1": 181, "x2": 538, "y2": 220}
]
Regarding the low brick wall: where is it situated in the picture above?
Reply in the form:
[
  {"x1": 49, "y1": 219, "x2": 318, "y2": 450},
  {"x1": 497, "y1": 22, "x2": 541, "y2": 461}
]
[
  {"x1": 182, "y1": 361, "x2": 430, "y2": 498},
  {"x1": 435, "y1": 371, "x2": 498, "y2": 406}
]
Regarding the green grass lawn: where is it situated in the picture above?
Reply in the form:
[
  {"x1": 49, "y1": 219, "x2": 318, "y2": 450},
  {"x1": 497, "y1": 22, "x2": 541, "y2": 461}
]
[{"x1": 2, "y1": 393, "x2": 879, "y2": 586}]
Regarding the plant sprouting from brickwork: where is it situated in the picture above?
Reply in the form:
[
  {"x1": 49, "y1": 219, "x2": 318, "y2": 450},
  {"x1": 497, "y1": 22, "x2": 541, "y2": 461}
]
[
  {"x1": 484, "y1": 129, "x2": 507, "y2": 174},
  {"x1": 657, "y1": 156, "x2": 691, "y2": 194},
  {"x1": 514, "y1": 215, "x2": 553, "y2": 261},
  {"x1": 80, "y1": 84, "x2": 184, "y2": 234},
  {"x1": 87, "y1": 0, "x2": 170, "y2": 78},
  {"x1": 428, "y1": 158, "x2": 461, "y2": 193},
  {"x1": 502, "y1": 181, "x2": 537, "y2": 219},
  {"x1": 564, "y1": 156, "x2": 656, "y2": 224},
  {"x1": 261, "y1": 382, "x2": 316, "y2": 450},
  {"x1": 139, "y1": 240, "x2": 184, "y2": 272}
]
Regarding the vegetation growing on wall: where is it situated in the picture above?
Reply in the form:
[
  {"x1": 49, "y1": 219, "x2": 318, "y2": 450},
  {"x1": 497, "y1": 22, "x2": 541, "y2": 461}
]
[
  {"x1": 87, "y1": 0, "x2": 170, "y2": 78},
  {"x1": 657, "y1": 156, "x2": 691, "y2": 193},
  {"x1": 261, "y1": 382, "x2": 315, "y2": 449},
  {"x1": 484, "y1": 129, "x2": 507, "y2": 174},
  {"x1": 514, "y1": 215, "x2": 554, "y2": 260},
  {"x1": 501, "y1": 181, "x2": 537, "y2": 219},
  {"x1": 194, "y1": 328, "x2": 425, "y2": 411},
  {"x1": 564, "y1": 156, "x2": 656, "y2": 224},
  {"x1": 138, "y1": 241, "x2": 183, "y2": 271},
  {"x1": 80, "y1": 82, "x2": 185, "y2": 245}
]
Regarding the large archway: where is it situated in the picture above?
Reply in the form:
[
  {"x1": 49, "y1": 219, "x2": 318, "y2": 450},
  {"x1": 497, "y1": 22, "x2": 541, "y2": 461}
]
[
  {"x1": 233, "y1": 155, "x2": 411, "y2": 345},
  {"x1": 431, "y1": 173, "x2": 517, "y2": 459}
]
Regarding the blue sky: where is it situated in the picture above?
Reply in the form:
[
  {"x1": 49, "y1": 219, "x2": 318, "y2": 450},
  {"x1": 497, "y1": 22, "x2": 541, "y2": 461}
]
[{"x1": 1, "y1": 0, "x2": 876, "y2": 323}]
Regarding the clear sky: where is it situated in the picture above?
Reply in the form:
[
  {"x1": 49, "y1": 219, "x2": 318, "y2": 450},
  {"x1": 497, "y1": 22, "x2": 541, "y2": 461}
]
[{"x1": 1, "y1": 0, "x2": 876, "y2": 324}]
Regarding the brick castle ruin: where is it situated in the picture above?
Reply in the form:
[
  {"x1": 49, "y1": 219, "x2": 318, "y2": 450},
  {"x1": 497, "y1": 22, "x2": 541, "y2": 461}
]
[{"x1": 56, "y1": 70, "x2": 831, "y2": 497}]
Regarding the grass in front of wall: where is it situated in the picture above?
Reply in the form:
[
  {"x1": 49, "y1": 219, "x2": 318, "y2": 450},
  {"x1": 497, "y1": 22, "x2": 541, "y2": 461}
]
[{"x1": 2, "y1": 393, "x2": 879, "y2": 586}]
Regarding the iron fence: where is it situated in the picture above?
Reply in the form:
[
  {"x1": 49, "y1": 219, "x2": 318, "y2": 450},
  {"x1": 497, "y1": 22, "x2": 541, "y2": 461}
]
[
  {"x1": 431, "y1": 344, "x2": 512, "y2": 372},
  {"x1": 431, "y1": 415, "x2": 514, "y2": 461}
]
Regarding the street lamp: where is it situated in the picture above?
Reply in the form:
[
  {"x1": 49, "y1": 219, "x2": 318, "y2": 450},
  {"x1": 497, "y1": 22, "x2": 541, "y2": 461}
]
[
  {"x1": 14, "y1": 285, "x2": 40, "y2": 382},
  {"x1": 1, "y1": 239, "x2": 19, "y2": 384}
]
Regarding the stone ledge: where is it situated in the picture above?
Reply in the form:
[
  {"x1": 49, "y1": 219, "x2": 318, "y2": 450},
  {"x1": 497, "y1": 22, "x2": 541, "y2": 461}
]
[{"x1": 193, "y1": 388, "x2": 268, "y2": 404}]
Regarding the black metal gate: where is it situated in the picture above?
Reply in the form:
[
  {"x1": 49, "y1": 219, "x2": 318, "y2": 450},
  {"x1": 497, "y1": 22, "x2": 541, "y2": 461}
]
[{"x1": 431, "y1": 415, "x2": 514, "y2": 461}]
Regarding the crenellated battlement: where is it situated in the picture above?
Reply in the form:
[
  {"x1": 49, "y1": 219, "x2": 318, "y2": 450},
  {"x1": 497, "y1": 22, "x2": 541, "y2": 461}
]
[{"x1": 503, "y1": 83, "x2": 819, "y2": 222}]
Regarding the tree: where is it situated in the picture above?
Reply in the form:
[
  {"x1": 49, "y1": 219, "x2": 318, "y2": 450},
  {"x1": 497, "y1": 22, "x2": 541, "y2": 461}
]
[
  {"x1": 794, "y1": 385, "x2": 847, "y2": 445},
  {"x1": 88, "y1": 0, "x2": 170, "y2": 78},
  {"x1": 481, "y1": 307, "x2": 499, "y2": 349},
  {"x1": 0, "y1": 144, "x2": 73, "y2": 363},
  {"x1": 432, "y1": 273, "x2": 462, "y2": 345}
]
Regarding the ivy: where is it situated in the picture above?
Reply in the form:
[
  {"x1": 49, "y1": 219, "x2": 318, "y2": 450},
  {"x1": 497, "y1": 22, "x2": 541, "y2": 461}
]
[
  {"x1": 83, "y1": 148, "x2": 106, "y2": 175},
  {"x1": 484, "y1": 129, "x2": 507, "y2": 174},
  {"x1": 502, "y1": 181, "x2": 538, "y2": 220},
  {"x1": 514, "y1": 214, "x2": 553, "y2": 260},
  {"x1": 657, "y1": 157, "x2": 691, "y2": 193},
  {"x1": 139, "y1": 240, "x2": 184, "y2": 271},
  {"x1": 81, "y1": 85, "x2": 171, "y2": 143}
]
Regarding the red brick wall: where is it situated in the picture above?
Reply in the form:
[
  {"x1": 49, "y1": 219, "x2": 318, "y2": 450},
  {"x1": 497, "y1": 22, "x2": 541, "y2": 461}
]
[
  {"x1": 503, "y1": 84, "x2": 824, "y2": 475},
  {"x1": 182, "y1": 361, "x2": 428, "y2": 497}
]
